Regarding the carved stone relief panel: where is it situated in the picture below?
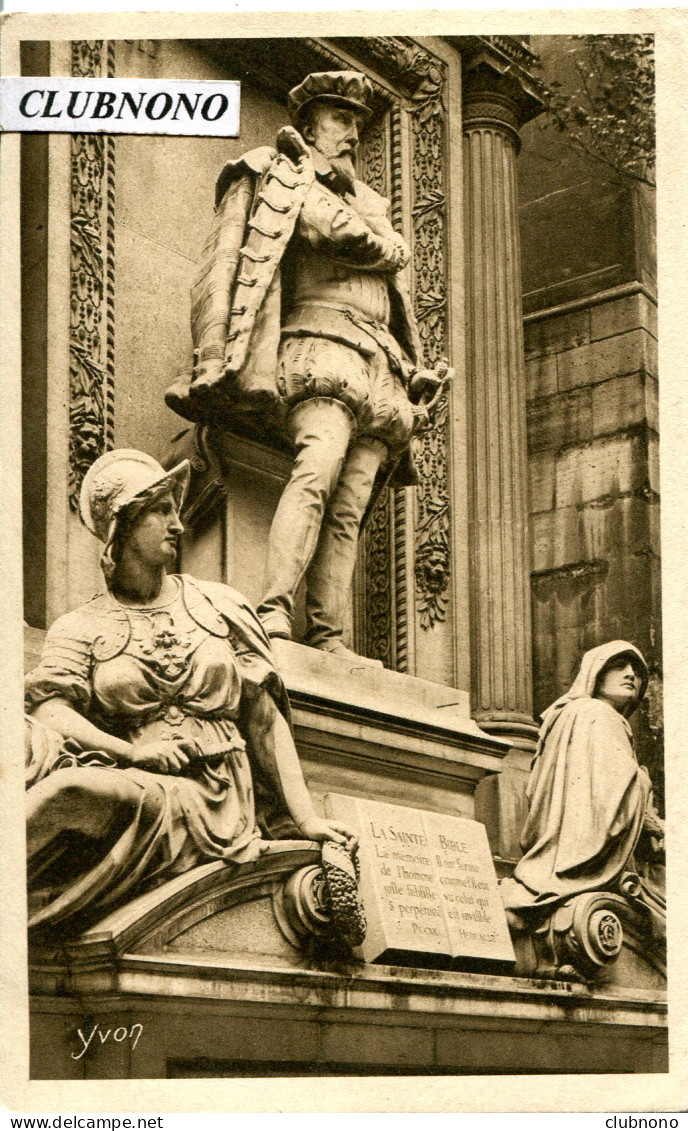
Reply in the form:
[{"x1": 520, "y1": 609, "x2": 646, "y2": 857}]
[
  {"x1": 407, "y1": 55, "x2": 450, "y2": 632},
  {"x1": 68, "y1": 40, "x2": 115, "y2": 510},
  {"x1": 353, "y1": 40, "x2": 452, "y2": 666},
  {"x1": 358, "y1": 108, "x2": 397, "y2": 668}
]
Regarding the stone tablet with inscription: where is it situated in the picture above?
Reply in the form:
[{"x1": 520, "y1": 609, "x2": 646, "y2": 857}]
[{"x1": 325, "y1": 794, "x2": 515, "y2": 968}]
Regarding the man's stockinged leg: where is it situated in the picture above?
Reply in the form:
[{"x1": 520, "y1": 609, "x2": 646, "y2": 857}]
[
  {"x1": 257, "y1": 397, "x2": 354, "y2": 639},
  {"x1": 304, "y1": 434, "x2": 388, "y2": 662}
]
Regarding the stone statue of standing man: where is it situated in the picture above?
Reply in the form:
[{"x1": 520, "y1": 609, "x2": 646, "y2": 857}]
[{"x1": 167, "y1": 70, "x2": 450, "y2": 662}]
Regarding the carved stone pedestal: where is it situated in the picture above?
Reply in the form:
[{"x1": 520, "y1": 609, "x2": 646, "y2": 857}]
[
  {"x1": 29, "y1": 844, "x2": 340, "y2": 984},
  {"x1": 28, "y1": 854, "x2": 667, "y2": 1077},
  {"x1": 507, "y1": 890, "x2": 666, "y2": 990},
  {"x1": 268, "y1": 637, "x2": 510, "y2": 823}
]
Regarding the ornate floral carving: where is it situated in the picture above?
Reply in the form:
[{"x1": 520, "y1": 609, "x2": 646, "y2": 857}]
[
  {"x1": 320, "y1": 839, "x2": 366, "y2": 949},
  {"x1": 409, "y1": 53, "x2": 451, "y2": 629},
  {"x1": 393, "y1": 487, "x2": 409, "y2": 671},
  {"x1": 390, "y1": 106, "x2": 409, "y2": 671},
  {"x1": 359, "y1": 109, "x2": 387, "y2": 197},
  {"x1": 512, "y1": 891, "x2": 646, "y2": 980},
  {"x1": 339, "y1": 37, "x2": 444, "y2": 102},
  {"x1": 69, "y1": 41, "x2": 115, "y2": 510},
  {"x1": 275, "y1": 843, "x2": 366, "y2": 953},
  {"x1": 105, "y1": 40, "x2": 116, "y2": 450},
  {"x1": 356, "y1": 45, "x2": 450, "y2": 644},
  {"x1": 362, "y1": 489, "x2": 394, "y2": 666},
  {"x1": 128, "y1": 609, "x2": 195, "y2": 680},
  {"x1": 358, "y1": 115, "x2": 395, "y2": 667}
]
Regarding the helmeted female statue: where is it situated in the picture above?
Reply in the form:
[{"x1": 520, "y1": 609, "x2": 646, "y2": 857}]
[{"x1": 25, "y1": 449, "x2": 353, "y2": 931}]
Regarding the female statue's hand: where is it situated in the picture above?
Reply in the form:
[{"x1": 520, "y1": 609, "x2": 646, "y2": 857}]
[
  {"x1": 296, "y1": 814, "x2": 358, "y2": 849},
  {"x1": 128, "y1": 739, "x2": 198, "y2": 774}
]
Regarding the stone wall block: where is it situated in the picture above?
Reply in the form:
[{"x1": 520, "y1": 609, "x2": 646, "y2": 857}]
[
  {"x1": 643, "y1": 293, "x2": 659, "y2": 339},
  {"x1": 528, "y1": 449, "x2": 555, "y2": 514},
  {"x1": 579, "y1": 494, "x2": 649, "y2": 573},
  {"x1": 29, "y1": 1011, "x2": 85, "y2": 1080},
  {"x1": 604, "y1": 555, "x2": 653, "y2": 625},
  {"x1": 644, "y1": 330, "x2": 658, "y2": 378},
  {"x1": 531, "y1": 494, "x2": 659, "y2": 718},
  {"x1": 551, "y1": 505, "x2": 585, "y2": 575},
  {"x1": 590, "y1": 291, "x2": 657, "y2": 342},
  {"x1": 539, "y1": 566, "x2": 602, "y2": 633},
  {"x1": 533, "y1": 561, "x2": 608, "y2": 635},
  {"x1": 556, "y1": 329, "x2": 648, "y2": 391},
  {"x1": 645, "y1": 374, "x2": 659, "y2": 433},
  {"x1": 164, "y1": 1013, "x2": 318, "y2": 1065},
  {"x1": 524, "y1": 307, "x2": 590, "y2": 357},
  {"x1": 320, "y1": 1021, "x2": 434, "y2": 1068},
  {"x1": 648, "y1": 434, "x2": 660, "y2": 494},
  {"x1": 526, "y1": 351, "x2": 557, "y2": 400},
  {"x1": 648, "y1": 492, "x2": 661, "y2": 549},
  {"x1": 533, "y1": 618, "x2": 614, "y2": 716},
  {"x1": 553, "y1": 448, "x2": 584, "y2": 511},
  {"x1": 531, "y1": 510, "x2": 556, "y2": 572},
  {"x1": 437, "y1": 1024, "x2": 654, "y2": 1073},
  {"x1": 555, "y1": 434, "x2": 641, "y2": 509},
  {"x1": 527, "y1": 387, "x2": 592, "y2": 453},
  {"x1": 591, "y1": 373, "x2": 648, "y2": 438},
  {"x1": 531, "y1": 622, "x2": 583, "y2": 717},
  {"x1": 114, "y1": 223, "x2": 197, "y2": 457},
  {"x1": 474, "y1": 747, "x2": 533, "y2": 861}
]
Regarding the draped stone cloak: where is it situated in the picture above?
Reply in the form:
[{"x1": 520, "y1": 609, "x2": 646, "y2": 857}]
[{"x1": 501, "y1": 641, "x2": 658, "y2": 918}]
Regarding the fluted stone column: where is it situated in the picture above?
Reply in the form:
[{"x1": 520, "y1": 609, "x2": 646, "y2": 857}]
[{"x1": 461, "y1": 46, "x2": 544, "y2": 856}]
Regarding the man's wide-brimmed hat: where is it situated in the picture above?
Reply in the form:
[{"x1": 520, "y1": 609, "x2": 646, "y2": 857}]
[
  {"x1": 79, "y1": 449, "x2": 190, "y2": 575},
  {"x1": 287, "y1": 71, "x2": 374, "y2": 125}
]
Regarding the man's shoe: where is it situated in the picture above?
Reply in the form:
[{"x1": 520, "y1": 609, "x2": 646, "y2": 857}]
[
  {"x1": 312, "y1": 639, "x2": 383, "y2": 667},
  {"x1": 259, "y1": 609, "x2": 292, "y2": 640}
]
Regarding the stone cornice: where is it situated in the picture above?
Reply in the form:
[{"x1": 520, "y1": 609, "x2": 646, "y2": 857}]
[
  {"x1": 446, "y1": 34, "x2": 545, "y2": 131},
  {"x1": 334, "y1": 36, "x2": 446, "y2": 100}
]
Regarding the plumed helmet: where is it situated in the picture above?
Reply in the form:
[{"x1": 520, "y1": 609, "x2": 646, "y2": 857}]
[
  {"x1": 79, "y1": 449, "x2": 190, "y2": 579},
  {"x1": 287, "y1": 70, "x2": 374, "y2": 125}
]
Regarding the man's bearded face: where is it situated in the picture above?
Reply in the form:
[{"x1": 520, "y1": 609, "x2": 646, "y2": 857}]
[{"x1": 302, "y1": 103, "x2": 361, "y2": 191}]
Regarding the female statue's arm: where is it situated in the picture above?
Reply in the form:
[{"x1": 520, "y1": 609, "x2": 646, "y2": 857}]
[
  {"x1": 32, "y1": 698, "x2": 134, "y2": 761},
  {"x1": 31, "y1": 698, "x2": 191, "y2": 773},
  {"x1": 243, "y1": 689, "x2": 354, "y2": 846}
]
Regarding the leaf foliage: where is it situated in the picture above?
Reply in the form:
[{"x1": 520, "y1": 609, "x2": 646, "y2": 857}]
[{"x1": 540, "y1": 34, "x2": 655, "y2": 187}]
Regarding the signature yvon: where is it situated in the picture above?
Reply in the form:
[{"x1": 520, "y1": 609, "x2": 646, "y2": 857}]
[{"x1": 72, "y1": 1021, "x2": 143, "y2": 1060}]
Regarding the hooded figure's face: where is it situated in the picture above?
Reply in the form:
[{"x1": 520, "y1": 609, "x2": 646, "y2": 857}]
[{"x1": 595, "y1": 657, "x2": 644, "y2": 716}]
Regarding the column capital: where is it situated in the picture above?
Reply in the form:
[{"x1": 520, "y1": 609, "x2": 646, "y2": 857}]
[{"x1": 451, "y1": 36, "x2": 545, "y2": 137}]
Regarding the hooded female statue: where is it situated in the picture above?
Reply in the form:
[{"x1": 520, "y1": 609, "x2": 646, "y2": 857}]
[
  {"x1": 501, "y1": 641, "x2": 665, "y2": 924},
  {"x1": 24, "y1": 449, "x2": 353, "y2": 932}
]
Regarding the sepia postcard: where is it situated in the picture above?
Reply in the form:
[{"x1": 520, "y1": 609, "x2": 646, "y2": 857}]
[{"x1": 1, "y1": 4, "x2": 687, "y2": 1115}]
